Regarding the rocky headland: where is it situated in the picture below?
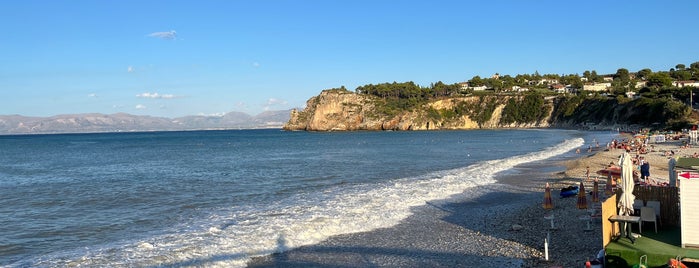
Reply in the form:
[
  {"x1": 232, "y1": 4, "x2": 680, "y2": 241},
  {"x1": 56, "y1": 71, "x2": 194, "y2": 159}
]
[{"x1": 283, "y1": 89, "x2": 695, "y2": 132}]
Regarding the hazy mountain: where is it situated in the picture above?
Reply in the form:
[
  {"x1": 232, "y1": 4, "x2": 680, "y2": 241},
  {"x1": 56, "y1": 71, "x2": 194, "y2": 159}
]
[{"x1": 0, "y1": 110, "x2": 292, "y2": 135}]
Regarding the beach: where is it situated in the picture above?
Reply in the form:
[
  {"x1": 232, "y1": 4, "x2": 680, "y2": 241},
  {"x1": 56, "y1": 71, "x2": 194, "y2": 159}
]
[{"x1": 248, "y1": 134, "x2": 697, "y2": 268}]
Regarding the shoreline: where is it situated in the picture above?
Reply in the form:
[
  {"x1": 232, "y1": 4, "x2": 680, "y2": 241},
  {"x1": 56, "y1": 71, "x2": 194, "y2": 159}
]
[{"x1": 247, "y1": 134, "x2": 694, "y2": 267}]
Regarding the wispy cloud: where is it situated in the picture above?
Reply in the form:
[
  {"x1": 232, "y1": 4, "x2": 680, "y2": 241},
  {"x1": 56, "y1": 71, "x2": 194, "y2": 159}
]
[
  {"x1": 127, "y1": 66, "x2": 134, "y2": 73},
  {"x1": 263, "y1": 98, "x2": 288, "y2": 110},
  {"x1": 252, "y1": 62, "x2": 260, "y2": 68},
  {"x1": 136, "y1": 92, "x2": 178, "y2": 99},
  {"x1": 135, "y1": 104, "x2": 147, "y2": 110},
  {"x1": 88, "y1": 93, "x2": 98, "y2": 98},
  {"x1": 147, "y1": 30, "x2": 177, "y2": 40}
]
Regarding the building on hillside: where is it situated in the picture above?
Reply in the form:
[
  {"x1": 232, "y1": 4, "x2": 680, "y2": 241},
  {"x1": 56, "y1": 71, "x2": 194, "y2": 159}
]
[
  {"x1": 635, "y1": 81, "x2": 647, "y2": 89},
  {"x1": 511, "y1": 86, "x2": 529, "y2": 92},
  {"x1": 537, "y1": 78, "x2": 558, "y2": 85},
  {"x1": 459, "y1": 82, "x2": 488, "y2": 91},
  {"x1": 491, "y1": 73, "x2": 500, "y2": 79},
  {"x1": 674, "y1": 81, "x2": 699, "y2": 87},
  {"x1": 583, "y1": 82, "x2": 612, "y2": 92},
  {"x1": 550, "y1": 84, "x2": 566, "y2": 93},
  {"x1": 603, "y1": 76, "x2": 614, "y2": 82}
]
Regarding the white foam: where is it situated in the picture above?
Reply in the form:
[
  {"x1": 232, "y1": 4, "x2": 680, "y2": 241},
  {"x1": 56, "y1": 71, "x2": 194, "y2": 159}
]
[{"x1": 29, "y1": 138, "x2": 584, "y2": 268}]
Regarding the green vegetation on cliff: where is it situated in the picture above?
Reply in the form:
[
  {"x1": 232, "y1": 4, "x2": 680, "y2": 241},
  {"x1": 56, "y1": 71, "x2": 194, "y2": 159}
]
[{"x1": 294, "y1": 61, "x2": 699, "y2": 131}]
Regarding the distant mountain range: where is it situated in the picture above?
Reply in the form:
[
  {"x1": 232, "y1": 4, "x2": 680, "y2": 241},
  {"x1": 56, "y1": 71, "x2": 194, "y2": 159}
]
[{"x1": 0, "y1": 110, "x2": 292, "y2": 135}]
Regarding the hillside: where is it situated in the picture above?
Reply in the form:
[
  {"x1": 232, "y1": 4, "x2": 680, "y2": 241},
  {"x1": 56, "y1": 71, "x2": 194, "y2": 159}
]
[
  {"x1": 283, "y1": 90, "x2": 695, "y2": 131},
  {"x1": 0, "y1": 110, "x2": 291, "y2": 135}
]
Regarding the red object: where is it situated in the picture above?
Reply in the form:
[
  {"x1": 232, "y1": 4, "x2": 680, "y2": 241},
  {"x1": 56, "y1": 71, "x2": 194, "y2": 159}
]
[{"x1": 679, "y1": 172, "x2": 699, "y2": 179}]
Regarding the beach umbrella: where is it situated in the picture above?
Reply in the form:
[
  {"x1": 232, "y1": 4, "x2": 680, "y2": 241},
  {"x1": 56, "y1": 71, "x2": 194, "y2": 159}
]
[
  {"x1": 577, "y1": 181, "x2": 587, "y2": 209},
  {"x1": 605, "y1": 172, "x2": 613, "y2": 196},
  {"x1": 669, "y1": 157, "x2": 677, "y2": 187},
  {"x1": 592, "y1": 178, "x2": 599, "y2": 203},
  {"x1": 543, "y1": 182, "x2": 553, "y2": 210},
  {"x1": 618, "y1": 152, "x2": 635, "y2": 216}
]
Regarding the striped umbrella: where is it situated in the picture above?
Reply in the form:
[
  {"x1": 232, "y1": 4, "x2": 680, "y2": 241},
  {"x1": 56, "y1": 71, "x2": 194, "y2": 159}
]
[
  {"x1": 577, "y1": 181, "x2": 588, "y2": 209},
  {"x1": 543, "y1": 182, "x2": 553, "y2": 210},
  {"x1": 592, "y1": 178, "x2": 600, "y2": 203}
]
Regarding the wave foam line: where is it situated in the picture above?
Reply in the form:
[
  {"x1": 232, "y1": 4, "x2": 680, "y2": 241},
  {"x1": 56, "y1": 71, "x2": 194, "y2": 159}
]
[{"x1": 25, "y1": 138, "x2": 584, "y2": 268}]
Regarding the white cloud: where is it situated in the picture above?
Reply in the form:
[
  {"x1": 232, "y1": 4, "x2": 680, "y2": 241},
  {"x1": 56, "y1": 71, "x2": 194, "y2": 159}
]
[
  {"x1": 263, "y1": 98, "x2": 288, "y2": 111},
  {"x1": 88, "y1": 93, "x2": 98, "y2": 98},
  {"x1": 148, "y1": 30, "x2": 177, "y2": 40},
  {"x1": 127, "y1": 66, "x2": 134, "y2": 73},
  {"x1": 267, "y1": 98, "x2": 287, "y2": 105},
  {"x1": 136, "y1": 92, "x2": 178, "y2": 99},
  {"x1": 252, "y1": 62, "x2": 260, "y2": 68},
  {"x1": 135, "y1": 104, "x2": 147, "y2": 110}
]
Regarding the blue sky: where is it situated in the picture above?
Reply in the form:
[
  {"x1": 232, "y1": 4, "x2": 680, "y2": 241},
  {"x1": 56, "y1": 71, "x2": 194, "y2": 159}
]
[{"x1": 1, "y1": 0, "x2": 697, "y2": 118}]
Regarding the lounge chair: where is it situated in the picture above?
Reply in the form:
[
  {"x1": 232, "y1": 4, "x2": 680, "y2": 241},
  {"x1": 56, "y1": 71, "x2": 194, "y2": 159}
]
[
  {"x1": 640, "y1": 206, "x2": 658, "y2": 233},
  {"x1": 646, "y1": 200, "x2": 661, "y2": 225}
]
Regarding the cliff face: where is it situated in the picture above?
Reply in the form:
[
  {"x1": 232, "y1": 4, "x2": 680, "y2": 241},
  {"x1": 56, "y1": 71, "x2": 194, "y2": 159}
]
[{"x1": 283, "y1": 90, "x2": 553, "y2": 131}]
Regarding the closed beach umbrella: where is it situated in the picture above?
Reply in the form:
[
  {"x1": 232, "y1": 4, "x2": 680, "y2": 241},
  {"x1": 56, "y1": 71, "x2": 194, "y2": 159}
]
[
  {"x1": 618, "y1": 152, "x2": 635, "y2": 216},
  {"x1": 543, "y1": 182, "x2": 553, "y2": 210},
  {"x1": 605, "y1": 172, "x2": 614, "y2": 196},
  {"x1": 669, "y1": 157, "x2": 677, "y2": 187},
  {"x1": 592, "y1": 178, "x2": 599, "y2": 203},
  {"x1": 577, "y1": 181, "x2": 587, "y2": 209}
]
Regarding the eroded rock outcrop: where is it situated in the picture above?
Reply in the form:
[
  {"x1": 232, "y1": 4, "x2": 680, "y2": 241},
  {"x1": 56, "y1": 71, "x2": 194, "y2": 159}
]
[{"x1": 283, "y1": 90, "x2": 554, "y2": 131}]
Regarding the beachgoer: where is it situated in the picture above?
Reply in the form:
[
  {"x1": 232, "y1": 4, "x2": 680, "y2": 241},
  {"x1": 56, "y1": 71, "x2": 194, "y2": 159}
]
[
  {"x1": 640, "y1": 158, "x2": 650, "y2": 183},
  {"x1": 586, "y1": 166, "x2": 590, "y2": 181}
]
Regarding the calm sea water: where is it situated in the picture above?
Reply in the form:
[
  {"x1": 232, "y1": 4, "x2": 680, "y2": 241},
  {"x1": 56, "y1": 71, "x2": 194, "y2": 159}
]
[{"x1": 0, "y1": 129, "x2": 616, "y2": 267}]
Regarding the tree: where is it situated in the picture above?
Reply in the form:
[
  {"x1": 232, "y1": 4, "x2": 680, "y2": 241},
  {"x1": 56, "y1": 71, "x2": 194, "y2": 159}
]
[
  {"x1": 614, "y1": 68, "x2": 631, "y2": 83},
  {"x1": 676, "y1": 64, "x2": 686, "y2": 70},
  {"x1": 590, "y1": 70, "x2": 603, "y2": 82},
  {"x1": 636, "y1": 68, "x2": 652, "y2": 80},
  {"x1": 690, "y1": 62, "x2": 699, "y2": 80},
  {"x1": 646, "y1": 72, "x2": 673, "y2": 88},
  {"x1": 671, "y1": 70, "x2": 692, "y2": 81},
  {"x1": 469, "y1": 76, "x2": 484, "y2": 87},
  {"x1": 560, "y1": 74, "x2": 583, "y2": 89},
  {"x1": 690, "y1": 62, "x2": 699, "y2": 72}
]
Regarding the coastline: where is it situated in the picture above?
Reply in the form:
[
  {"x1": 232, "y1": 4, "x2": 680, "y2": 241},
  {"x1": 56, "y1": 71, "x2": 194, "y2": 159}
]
[{"x1": 247, "y1": 133, "x2": 693, "y2": 268}]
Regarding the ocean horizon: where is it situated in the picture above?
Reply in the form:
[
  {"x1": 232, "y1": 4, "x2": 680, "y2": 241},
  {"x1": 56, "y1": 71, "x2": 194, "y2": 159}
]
[{"x1": 0, "y1": 129, "x2": 617, "y2": 267}]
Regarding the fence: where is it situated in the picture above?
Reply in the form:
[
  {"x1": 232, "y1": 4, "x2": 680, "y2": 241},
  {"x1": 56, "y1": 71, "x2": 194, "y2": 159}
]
[{"x1": 619, "y1": 185, "x2": 680, "y2": 227}]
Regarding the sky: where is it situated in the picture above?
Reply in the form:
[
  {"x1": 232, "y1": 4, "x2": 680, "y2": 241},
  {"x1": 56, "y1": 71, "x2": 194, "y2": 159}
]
[{"x1": 1, "y1": 0, "x2": 698, "y2": 118}]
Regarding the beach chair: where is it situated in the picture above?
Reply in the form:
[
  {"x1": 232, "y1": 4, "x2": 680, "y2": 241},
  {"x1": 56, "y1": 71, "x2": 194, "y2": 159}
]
[
  {"x1": 633, "y1": 199, "x2": 644, "y2": 215},
  {"x1": 646, "y1": 200, "x2": 661, "y2": 226},
  {"x1": 640, "y1": 207, "x2": 657, "y2": 233}
]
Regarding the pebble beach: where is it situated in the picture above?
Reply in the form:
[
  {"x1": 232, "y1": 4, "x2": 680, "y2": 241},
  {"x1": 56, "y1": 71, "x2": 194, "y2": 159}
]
[{"x1": 247, "y1": 133, "x2": 696, "y2": 268}]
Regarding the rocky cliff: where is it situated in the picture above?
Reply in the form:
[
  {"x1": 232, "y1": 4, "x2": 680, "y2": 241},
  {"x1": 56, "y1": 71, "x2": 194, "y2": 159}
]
[
  {"x1": 283, "y1": 90, "x2": 553, "y2": 131},
  {"x1": 284, "y1": 90, "x2": 696, "y2": 131}
]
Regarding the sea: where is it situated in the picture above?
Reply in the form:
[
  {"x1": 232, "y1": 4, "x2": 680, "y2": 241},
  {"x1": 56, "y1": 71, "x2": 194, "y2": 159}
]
[{"x1": 0, "y1": 129, "x2": 618, "y2": 267}]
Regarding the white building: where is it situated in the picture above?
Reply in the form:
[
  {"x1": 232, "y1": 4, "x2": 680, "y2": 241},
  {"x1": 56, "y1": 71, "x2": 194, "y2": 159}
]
[{"x1": 583, "y1": 82, "x2": 612, "y2": 92}]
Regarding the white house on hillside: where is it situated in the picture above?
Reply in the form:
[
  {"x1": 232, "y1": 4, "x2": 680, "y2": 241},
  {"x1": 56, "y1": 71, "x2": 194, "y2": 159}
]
[
  {"x1": 583, "y1": 82, "x2": 612, "y2": 92},
  {"x1": 674, "y1": 81, "x2": 699, "y2": 87},
  {"x1": 459, "y1": 82, "x2": 488, "y2": 91}
]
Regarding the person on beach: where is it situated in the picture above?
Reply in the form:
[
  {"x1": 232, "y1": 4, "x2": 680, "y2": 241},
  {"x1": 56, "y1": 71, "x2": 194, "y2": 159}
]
[
  {"x1": 640, "y1": 157, "x2": 650, "y2": 183},
  {"x1": 586, "y1": 166, "x2": 590, "y2": 181}
]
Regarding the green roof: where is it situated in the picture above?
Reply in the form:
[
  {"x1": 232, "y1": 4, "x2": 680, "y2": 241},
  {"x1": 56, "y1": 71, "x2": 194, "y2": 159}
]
[{"x1": 676, "y1": 157, "x2": 699, "y2": 169}]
